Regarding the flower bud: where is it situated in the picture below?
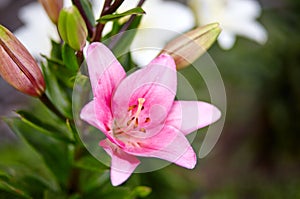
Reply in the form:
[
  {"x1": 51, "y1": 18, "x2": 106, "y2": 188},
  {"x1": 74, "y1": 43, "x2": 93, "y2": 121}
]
[
  {"x1": 161, "y1": 23, "x2": 221, "y2": 69},
  {"x1": 0, "y1": 25, "x2": 45, "y2": 97},
  {"x1": 39, "y1": 0, "x2": 63, "y2": 24},
  {"x1": 58, "y1": 6, "x2": 88, "y2": 51}
]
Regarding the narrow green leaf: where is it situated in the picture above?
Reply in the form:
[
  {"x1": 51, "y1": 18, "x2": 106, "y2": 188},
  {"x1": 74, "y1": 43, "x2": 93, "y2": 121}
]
[
  {"x1": 41, "y1": 62, "x2": 73, "y2": 119},
  {"x1": 80, "y1": 0, "x2": 95, "y2": 26},
  {"x1": 41, "y1": 54, "x2": 65, "y2": 67},
  {"x1": 97, "y1": 7, "x2": 145, "y2": 23},
  {"x1": 127, "y1": 186, "x2": 152, "y2": 199},
  {"x1": 16, "y1": 110, "x2": 74, "y2": 143},
  {"x1": 74, "y1": 156, "x2": 108, "y2": 172},
  {"x1": 5, "y1": 117, "x2": 72, "y2": 186},
  {"x1": 62, "y1": 43, "x2": 79, "y2": 71},
  {"x1": 0, "y1": 180, "x2": 31, "y2": 199}
]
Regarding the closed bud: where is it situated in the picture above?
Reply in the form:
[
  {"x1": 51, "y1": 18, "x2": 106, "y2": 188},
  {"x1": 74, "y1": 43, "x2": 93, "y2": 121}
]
[
  {"x1": 39, "y1": 0, "x2": 63, "y2": 24},
  {"x1": 58, "y1": 6, "x2": 88, "y2": 51},
  {"x1": 161, "y1": 23, "x2": 221, "y2": 69},
  {"x1": 0, "y1": 25, "x2": 45, "y2": 97}
]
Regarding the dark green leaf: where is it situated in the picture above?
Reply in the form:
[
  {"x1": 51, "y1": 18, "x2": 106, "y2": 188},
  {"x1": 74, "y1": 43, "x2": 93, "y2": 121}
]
[
  {"x1": 5, "y1": 117, "x2": 72, "y2": 186},
  {"x1": 0, "y1": 180, "x2": 31, "y2": 199},
  {"x1": 62, "y1": 43, "x2": 79, "y2": 71},
  {"x1": 43, "y1": 190, "x2": 66, "y2": 199},
  {"x1": 74, "y1": 156, "x2": 108, "y2": 172},
  {"x1": 126, "y1": 186, "x2": 152, "y2": 199},
  {"x1": 50, "y1": 40, "x2": 62, "y2": 60},
  {"x1": 41, "y1": 54, "x2": 65, "y2": 67},
  {"x1": 16, "y1": 110, "x2": 74, "y2": 143},
  {"x1": 97, "y1": 7, "x2": 145, "y2": 23},
  {"x1": 41, "y1": 62, "x2": 73, "y2": 119},
  {"x1": 106, "y1": 16, "x2": 142, "y2": 58},
  {"x1": 80, "y1": 0, "x2": 95, "y2": 26}
]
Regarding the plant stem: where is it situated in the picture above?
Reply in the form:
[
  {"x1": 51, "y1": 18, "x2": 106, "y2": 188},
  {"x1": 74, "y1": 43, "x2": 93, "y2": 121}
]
[
  {"x1": 39, "y1": 93, "x2": 67, "y2": 121},
  {"x1": 108, "y1": 0, "x2": 146, "y2": 49},
  {"x1": 92, "y1": 0, "x2": 125, "y2": 42}
]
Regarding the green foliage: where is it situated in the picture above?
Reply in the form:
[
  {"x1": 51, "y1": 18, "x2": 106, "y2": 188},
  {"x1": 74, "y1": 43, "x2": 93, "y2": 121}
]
[
  {"x1": 97, "y1": 7, "x2": 145, "y2": 24},
  {"x1": 5, "y1": 117, "x2": 73, "y2": 187},
  {"x1": 79, "y1": 0, "x2": 95, "y2": 26},
  {"x1": 62, "y1": 43, "x2": 79, "y2": 72}
]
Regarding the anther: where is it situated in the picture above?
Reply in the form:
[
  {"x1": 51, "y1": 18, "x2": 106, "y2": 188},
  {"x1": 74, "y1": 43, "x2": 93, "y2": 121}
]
[
  {"x1": 128, "y1": 105, "x2": 137, "y2": 111},
  {"x1": 145, "y1": 117, "x2": 151, "y2": 123},
  {"x1": 140, "y1": 128, "x2": 146, "y2": 133},
  {"x1": 134, "y1": 118, "x2": 139, "y2": 128}
]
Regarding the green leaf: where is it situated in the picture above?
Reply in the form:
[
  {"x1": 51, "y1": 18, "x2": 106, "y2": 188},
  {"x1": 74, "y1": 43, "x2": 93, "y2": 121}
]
[
  {"x1": 97, "y1": 7, "x2": 145, "y2": 23},
  {"x1": 79, "y1": 0, "x2": 95, "y2": 26},
  {"x1": 126, "y1": 186, "x2": 152, "y2": 199},
  {"x1": 41, "y1": 54, "x2": 65, "y2": 67},
  {"x1": 105, "y1": 16, "x2": 142, "y2": 58},
  {"x1": 74, "y1": 156, "x2": 108, "y2": 172},
  {"x1": 62, "y1": 43, "x2": 79, "y2": 71},
  {"x1": 41, "y1": 62, "x2": 73, "y2": 119},
  {"x1": 5, "y1": 117, "x2": 72, "y2": 186},
  {"x1": 16, "y1": 110, "x2": 74, "y2": 143},
  {"x1": 50, "y1": 40, "x2": 63, "y2": 60},
  {"x1": 0, "y1": 180, "x2": 31, "y2": 199}
]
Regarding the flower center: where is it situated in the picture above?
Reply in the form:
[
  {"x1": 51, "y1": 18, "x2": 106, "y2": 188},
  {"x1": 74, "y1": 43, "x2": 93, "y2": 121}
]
[{"x1": 113, "y1": 98, "x2": 151, "y2": 139}]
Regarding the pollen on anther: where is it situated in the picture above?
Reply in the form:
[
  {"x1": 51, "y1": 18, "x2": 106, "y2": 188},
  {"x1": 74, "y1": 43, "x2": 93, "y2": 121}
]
[
  {"x1": 145, "y1": 117, "x2": 151, "y2": 123},
  {"x1": 134, "y1": 118, "x2": 139, "y2": 128},
  {"x1": 140, "y1": 128, "x2": 146, "y2": 133},
  {"x1": 128, "y1": 105, "x2": 137, "y2": 111}
]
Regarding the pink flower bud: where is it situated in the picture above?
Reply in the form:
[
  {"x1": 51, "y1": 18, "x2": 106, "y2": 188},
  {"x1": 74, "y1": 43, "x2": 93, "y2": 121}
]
[
  {"x1": 39, "y1": 0, "x2": 63, "y2": 24},
  {"x1": 0, "y1": 25, "x2": 45, "y2": 97}
]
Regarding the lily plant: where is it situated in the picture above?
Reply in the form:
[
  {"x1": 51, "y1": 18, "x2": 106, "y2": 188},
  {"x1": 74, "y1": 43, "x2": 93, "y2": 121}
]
[{"x1": 80, "y1": 42, "x2": 221, "y2": 186}]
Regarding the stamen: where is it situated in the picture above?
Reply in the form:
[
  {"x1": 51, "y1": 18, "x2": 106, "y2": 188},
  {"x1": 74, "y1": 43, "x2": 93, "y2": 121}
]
[
  {"x1": 128, "y1": 105, "x2": 137, "y2": 111},
  {"x1": 145, "y1": 117, "x2": 151, "y2": 123},
  {"x1": 127, "y1": 117, "x2": 135, "y2": 126},
  {"x1": 134, "y1": 118, "x2": 139, "y2": 128},
  {"x1": 140, "y1": 128, "x2": 146, "y2": 133},
  {"x1": 134, "y1": 98, "x2": 145, "y2": 119}
]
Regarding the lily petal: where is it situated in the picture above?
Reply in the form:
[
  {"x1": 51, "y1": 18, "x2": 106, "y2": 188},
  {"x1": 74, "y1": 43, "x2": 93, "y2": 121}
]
[
  {"x1": 166, "y1": 101, "x2": 221, "y2": 135},
  {"x1": 80, "y1": 100, "x2": 106, "y2": 132},
  {"x1": 99, "y1": 139, "x2": 140, "y2": 186},
  {"x1": 86, "y1": 42, "x2": 126, "y2": 139},
  {"x1": 80, "y1": 100, "x2": 123, "y2": 146},
  {"x1": 125, "y1": 125, "x2": 196, "y2": 169},
  {"x1": 112, "y1": 54, "x2": 177, "y2": 132},
  {"x1": 86, "y1": 42, "x2": 126, "y2": 95}
]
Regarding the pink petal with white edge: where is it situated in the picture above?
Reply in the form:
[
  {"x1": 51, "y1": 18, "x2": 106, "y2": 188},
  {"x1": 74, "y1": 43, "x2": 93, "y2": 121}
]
[
  {"x1": 166, "y1": 101, "x2": 221, "y2": 135},
  {"x1": 112, "y1": 54, "x2": 177, "y2": 130},
  {"x1": 80, "y1": 101, "x2": 125, "y2": 147},
  {"x1": 86, "y1": 42, "x2": 126, "y2": 95},
  {"x1": 99, "y1": 139, "x2": 140, "y2": 186},
  {"x1": 80, "y1": 100, "x2": 106, "y2": 132},
  {"x1": 125, "y1": 125, "x2": 196, "y2": 169},
  {"x1": 86, "y1": 42, "x2": 126, "y2": 142}
]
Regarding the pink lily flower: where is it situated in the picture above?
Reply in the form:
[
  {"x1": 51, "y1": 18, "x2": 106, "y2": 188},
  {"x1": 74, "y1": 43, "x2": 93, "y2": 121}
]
[{"x1": 80, "y1": 42, "x2": 221, "y2": 186}]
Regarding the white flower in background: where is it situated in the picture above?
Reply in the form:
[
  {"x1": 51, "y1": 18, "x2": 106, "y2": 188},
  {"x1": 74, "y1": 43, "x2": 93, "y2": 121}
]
[
  {"x1": 189, "y1": 0, "x2": 268, "y2": 49},
  {"x1": 116, "y1": 0, "x2": 195, "y2": 66},
  {"x1": 14, "y1": 0, "x2": 73, "y2": 58},
  {"x1": 14, "y1": 2, "x2": 60, "y2": 58}
]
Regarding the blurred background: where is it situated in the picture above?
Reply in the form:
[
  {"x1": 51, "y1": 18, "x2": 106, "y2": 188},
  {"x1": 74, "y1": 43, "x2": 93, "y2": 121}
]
[{"x1": 1, "y1": 0, "x2": 300, "y2": 198}]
